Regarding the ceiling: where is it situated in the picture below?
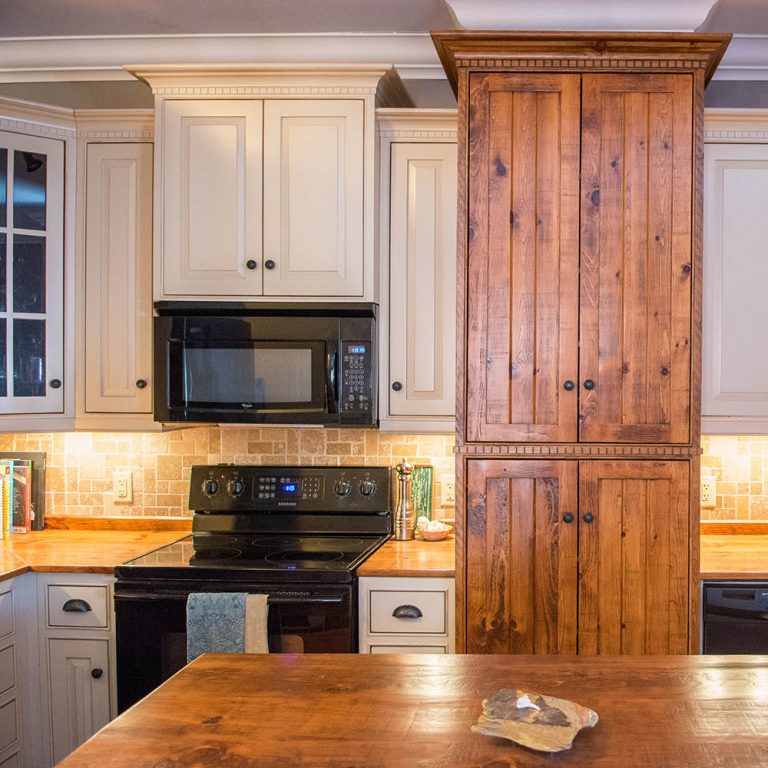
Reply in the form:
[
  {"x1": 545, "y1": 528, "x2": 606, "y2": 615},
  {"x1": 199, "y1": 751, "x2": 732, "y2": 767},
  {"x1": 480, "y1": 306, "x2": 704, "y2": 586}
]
[{"x1": 0, "y1": 0, "x2": 766, "y2": 106}]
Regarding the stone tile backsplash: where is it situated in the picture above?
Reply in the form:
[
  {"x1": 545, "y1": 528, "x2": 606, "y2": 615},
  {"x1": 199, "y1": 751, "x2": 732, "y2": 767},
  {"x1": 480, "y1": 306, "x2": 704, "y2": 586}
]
[
  {"x1": 701, "y1": 435, "x2": 768, "y2": 521},
  {"x1": 0, "y1": 428, "x2": 456, "y2": 518}
]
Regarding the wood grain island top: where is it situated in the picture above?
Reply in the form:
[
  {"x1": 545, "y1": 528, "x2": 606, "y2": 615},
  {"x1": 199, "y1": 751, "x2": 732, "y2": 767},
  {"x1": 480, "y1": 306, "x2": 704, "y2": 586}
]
[
  {"x1": 357, "y1": 534, "x2": 455, "y2": 577},
  {"x1": 59, "y1": 653, "x2": 768, "y2": 768}
]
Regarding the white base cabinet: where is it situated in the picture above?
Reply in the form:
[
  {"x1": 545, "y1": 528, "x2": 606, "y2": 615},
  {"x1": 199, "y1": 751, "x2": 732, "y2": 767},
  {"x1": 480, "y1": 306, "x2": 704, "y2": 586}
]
[
  {"x1": 358, "y1": 576, "x2": 455, "y2": 653},
  {"x1": 35, "y1": 573, "x2": 115, "y2": 767}
]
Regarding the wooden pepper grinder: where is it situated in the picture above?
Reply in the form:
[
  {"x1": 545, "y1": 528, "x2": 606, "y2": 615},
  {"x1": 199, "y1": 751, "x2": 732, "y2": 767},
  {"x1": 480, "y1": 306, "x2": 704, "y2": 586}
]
[{"x1": 394, "y1": 458, "x2": 415, "y2": 541}]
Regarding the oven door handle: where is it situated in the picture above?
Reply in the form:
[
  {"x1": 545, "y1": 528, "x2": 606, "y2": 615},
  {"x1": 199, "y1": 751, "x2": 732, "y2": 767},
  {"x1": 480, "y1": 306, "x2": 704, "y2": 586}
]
[{"x1": 114, "y1": 592, "x2": 344, "y2": 605}]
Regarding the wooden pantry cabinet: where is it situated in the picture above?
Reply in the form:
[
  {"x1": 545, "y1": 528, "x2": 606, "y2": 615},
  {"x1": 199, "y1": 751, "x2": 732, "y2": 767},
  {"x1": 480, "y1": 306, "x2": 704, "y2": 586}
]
[{"x1": 432, "y1": 32, "x2": 730, "y2": 654}]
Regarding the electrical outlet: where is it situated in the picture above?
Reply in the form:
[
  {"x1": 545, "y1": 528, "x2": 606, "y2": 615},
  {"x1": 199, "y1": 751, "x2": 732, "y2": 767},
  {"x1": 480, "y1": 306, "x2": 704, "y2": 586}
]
[
  {"x1": 441, "y1": 474, "x2": 456, "y2": 506},
  {"x1": 700, "y1": 475, "x2": 716, "y2": 509},
  {"x1": 113, "y1": 471, "x2": 133, "y2": 503}
]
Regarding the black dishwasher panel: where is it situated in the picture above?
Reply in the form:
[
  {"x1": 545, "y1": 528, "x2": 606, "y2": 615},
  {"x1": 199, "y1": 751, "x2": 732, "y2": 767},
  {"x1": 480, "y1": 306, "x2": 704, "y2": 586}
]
[{"x1": 703, "y1": 582, "x2": 768, "y2": 654}]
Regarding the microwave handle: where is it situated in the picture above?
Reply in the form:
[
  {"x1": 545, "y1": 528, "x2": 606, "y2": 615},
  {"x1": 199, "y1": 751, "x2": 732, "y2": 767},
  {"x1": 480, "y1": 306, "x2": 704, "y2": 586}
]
[{"x1": 326, "y1": 349, "x2": 338, "y2": 414}]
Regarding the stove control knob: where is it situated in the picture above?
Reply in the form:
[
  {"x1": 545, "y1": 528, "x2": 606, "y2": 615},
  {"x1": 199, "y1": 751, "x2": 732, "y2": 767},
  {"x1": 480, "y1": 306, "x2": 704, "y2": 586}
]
[
  {"x1": 227, "y1": 478, "x2": 246, "y2": 498},
  {"x1": 334, "y1": 480, "x2": 352, "y2": 497},
  {"x1": 202, "y1": 479, "x2": 219, "y2": 497},
  {"x1": 359, "y1": 480, "x2": 377, "y2": 497}
]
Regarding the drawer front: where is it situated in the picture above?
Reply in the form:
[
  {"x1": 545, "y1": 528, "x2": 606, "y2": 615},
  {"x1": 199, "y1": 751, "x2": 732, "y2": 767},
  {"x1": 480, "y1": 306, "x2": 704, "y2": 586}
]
[
  {"x1": 47, "y1": 585, "x2": 109, "y2": 629},
  {"x1": 0, "y1": 646, "x2": 15, "y2": 697},
  {"x1": 0, "y1": 700, "x2": 17, "y2": 753},
  {"x1": 369, "y1": 590, "x2": 447, "y2": 635},
  {"x1": 369, "y1": 645, "x2": 448, "y2": 654}
]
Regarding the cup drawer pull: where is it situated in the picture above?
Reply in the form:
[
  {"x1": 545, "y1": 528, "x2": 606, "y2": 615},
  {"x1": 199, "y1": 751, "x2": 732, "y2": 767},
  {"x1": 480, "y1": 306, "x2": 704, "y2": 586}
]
[
  {"x1": 392, "y1": 604, "x2": 423, "y2": 619},
  {"x1": 62, "y1": 598, "x2": 92, "y2": 613}
]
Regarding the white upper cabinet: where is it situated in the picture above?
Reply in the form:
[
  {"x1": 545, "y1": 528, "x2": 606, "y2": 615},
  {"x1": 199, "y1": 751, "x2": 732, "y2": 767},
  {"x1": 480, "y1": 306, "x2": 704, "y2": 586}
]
[
  {"x1": 263, "y1": 100, "x2": 364, "y2": 296},
  {"x1": 161, "y1": 99, "x2": 263, "y2": 296},
  {"x1": 0, "y1": 123, "x2": 68, "y2": 421},
  {"x1": 129, "y1": 65, "x2": 399, "y2": 302},
  {"x1": 377, "y1": 110, "x2": 457, "y2": 433},
  {"x1": 77, "y1": 111, "x2": 155, "y2": 428},
  {"x1": 703, "y1": 111, "x2": 768, "y2": 433}
]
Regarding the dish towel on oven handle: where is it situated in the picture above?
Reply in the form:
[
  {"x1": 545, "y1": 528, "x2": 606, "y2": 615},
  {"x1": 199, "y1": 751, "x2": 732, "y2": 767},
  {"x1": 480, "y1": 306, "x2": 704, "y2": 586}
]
[{"x1": 186, "y1": 593, "x2": 269, "y2": 663}]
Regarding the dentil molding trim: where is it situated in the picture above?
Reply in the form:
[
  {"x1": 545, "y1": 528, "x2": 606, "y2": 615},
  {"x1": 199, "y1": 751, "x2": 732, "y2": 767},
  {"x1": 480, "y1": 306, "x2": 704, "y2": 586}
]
[{"x1": 704, "y1": 108, "x2": 768, "y2": 141}]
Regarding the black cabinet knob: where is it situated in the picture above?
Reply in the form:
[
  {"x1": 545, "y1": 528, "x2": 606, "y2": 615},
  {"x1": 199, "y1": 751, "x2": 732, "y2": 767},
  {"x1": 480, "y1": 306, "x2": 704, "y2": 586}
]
[
  {"x1": 391, "y1": 381, "x2": 403, "y2": 392},
  {"x1": 583, "y1": 512, "x2": 595, "y2": 524},
  {"x1": 246, "y1": 259, "x2": 258, "y2": 270},
  {"x1": 49, "y1": 378, "x2": 62, "y2": 389},
  {"x1": 562, "y1": 512, "x2": 574, "y2": 524},
  {"x1": 136, "y1": 379, "x2": 147, "y2": 389},
  {"x1": 563, "y1": 380, "x2": 575, "y2": 391},
  {"x1": 91, "y1": 668, "x2": 103, "y2": 679},
  {"x1": 583, "y1": 379, "x2": 595, "y2": 390},
  {"x1": 264, "y1": 260, "x2": 276, "y2": 270},
  {"x1": 392, "y1": 604, "x2": 423, "y2": 619}
]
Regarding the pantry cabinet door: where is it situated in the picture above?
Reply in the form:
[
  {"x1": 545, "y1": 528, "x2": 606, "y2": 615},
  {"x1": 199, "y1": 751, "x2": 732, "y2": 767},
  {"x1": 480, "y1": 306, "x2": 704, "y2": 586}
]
[
  {"x1": 465, "y1": 73, "x2": 581, "y2": 443},
  {"x1": 263, "y1": 100, "x2": 364, "y2": 296},
  {"x1": 161, "y1": 100, "x2": 263, "y2": 296},
  {"x1": 84, "y1": 142, "x2": 153, "y2": 414},
  {"x1": 579, "y1": 74, "x2": 693, "y2": 444},
  {"x1": 578, "y1": 460, "x2": 690, "y2": 655},
  {"x1": 465, "y1": 459, "x2": 578, "y2": 654}
]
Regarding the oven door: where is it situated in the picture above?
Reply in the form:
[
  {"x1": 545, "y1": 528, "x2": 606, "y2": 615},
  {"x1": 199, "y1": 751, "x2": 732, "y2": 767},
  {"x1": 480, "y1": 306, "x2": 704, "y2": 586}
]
[{"x1": 114, "y1": 583, "x2": 355, "y2": 713}]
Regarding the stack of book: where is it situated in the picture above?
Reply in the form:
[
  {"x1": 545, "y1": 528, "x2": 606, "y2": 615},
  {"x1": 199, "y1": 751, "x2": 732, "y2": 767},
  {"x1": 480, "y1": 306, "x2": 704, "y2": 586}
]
[{"x1": 0, "y1": 457, "x2": 38, "y2": 536}]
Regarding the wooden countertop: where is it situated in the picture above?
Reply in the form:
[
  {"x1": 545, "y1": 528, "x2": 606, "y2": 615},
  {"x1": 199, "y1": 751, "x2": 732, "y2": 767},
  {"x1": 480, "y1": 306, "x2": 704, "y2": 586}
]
[
  {"x1": 357, "y1": 534, "x2": 455, "y2": 577},
  {"x1": 700, "y1": 534, "x2": 768, "y2": 580},
  {"x1": 59, "y1": 653, "x2": 768, "y2": 768},
  {"x1": 0, "y1": 530, "x2": 186, "y2": 579}
]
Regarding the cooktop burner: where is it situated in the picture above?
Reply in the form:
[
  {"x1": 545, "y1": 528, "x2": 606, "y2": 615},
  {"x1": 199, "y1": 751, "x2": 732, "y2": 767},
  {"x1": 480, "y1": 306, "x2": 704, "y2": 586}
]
[{"x1": 115, "y1": 465, "x2": 392, "y2": 584}]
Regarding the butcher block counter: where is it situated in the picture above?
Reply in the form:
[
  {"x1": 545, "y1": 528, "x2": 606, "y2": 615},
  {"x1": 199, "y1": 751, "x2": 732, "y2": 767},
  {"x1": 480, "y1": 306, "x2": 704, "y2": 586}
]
[
  {"x1": 357, "y1": 534, "x2": 455, "y2": 577},
  {"x1": 58, "y1": 653, "x2": 767, "y2": 768},
  {"x1": 700, "y1": 534, "x2": 768, "y2": 580},
  {"x1": 0, "y1": 529, "x2": 185, "y2": 580}
]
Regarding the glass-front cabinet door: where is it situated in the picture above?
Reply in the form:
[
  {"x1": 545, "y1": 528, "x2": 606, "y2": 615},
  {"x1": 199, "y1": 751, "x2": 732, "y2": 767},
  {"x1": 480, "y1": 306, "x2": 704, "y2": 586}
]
[{"x1": 0, "y1": 130, "x2": 64, "y2": 414}]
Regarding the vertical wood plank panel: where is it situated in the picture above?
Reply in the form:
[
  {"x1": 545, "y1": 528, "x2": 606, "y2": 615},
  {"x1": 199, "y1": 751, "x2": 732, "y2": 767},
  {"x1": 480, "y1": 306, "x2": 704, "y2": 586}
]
[
  {"x1": 508, "y1": 477, "x2": 533, "y2": 653},
  {"x1": 621, "y1": 478, "x2": 648, "y2": 655}
]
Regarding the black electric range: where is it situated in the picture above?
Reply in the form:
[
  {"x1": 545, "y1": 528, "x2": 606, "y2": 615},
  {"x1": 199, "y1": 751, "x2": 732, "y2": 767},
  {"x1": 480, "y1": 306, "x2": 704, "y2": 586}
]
[{"x1": 114, "y1": 465, "x2": 391, "y2": 712}]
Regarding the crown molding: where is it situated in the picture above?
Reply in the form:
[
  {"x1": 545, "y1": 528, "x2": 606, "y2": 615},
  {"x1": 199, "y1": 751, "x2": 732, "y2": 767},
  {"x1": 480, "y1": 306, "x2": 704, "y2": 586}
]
[
  {"x1": 704, "y1": 108, "x2": 768, "y2": 141},
  {"x1": 0, "y1": 33, "x2": 445, "y2": 83},
  {"x1": 73, "y1": 108, "x2": 154, "y2": 138},
  {"x1": 376, "y1": 107, "x2": 457, "y2": 138},
  {"x1": 0, "y1": 96, "x2": 75, "y2": 136}
]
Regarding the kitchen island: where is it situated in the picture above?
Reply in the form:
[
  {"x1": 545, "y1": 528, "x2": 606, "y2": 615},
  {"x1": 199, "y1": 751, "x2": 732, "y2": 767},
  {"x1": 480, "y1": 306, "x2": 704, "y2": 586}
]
[{"x1": 58, "y1": 653, "x2": 767, "y2": 767}]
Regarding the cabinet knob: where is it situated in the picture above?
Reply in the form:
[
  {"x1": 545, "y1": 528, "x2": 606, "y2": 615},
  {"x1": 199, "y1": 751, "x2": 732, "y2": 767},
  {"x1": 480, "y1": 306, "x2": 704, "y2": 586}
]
[
  {"x1": 562, "y1": 512, "x2": 574, "y2": 524},
  {"x1": 91, "y1": 668, "x2": 103, "y2": 679},
  {"x1": 563, "y1": 380, "x2": 575, "y2": 391},
  {"x1": 49, "y1": 378, "x2": 62, "y2": 389},
  {"x1": 391, "y1": 381, "x2": 403, "y2": 392},
  {"x1": 392, "y1": 604, "x2": 423, "y2": 619},
  {"x1": 136, "y1": 379, "x2": 148, "y2": 389},
  {"x1": 264, "y1": 260, "x2": 276, "y2": 270},
  {"x1": 62, "y1": 598, "x2": 92, "y2": 613},
  {"x1": 246, "y1": 259, "x2": 258, "y2": 270},
  {"x1": 582, "y1": 512, "x2": 595, "y2": 524},
  {"x1": 583, "y1": 379, "x2": 595, "y2": 391}
]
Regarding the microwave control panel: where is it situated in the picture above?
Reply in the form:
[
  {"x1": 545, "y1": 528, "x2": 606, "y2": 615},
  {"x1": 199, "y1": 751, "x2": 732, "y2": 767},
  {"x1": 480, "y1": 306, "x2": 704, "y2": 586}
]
[{"x1": 340, "y1": 341, "x2": 372, "y2": 417}]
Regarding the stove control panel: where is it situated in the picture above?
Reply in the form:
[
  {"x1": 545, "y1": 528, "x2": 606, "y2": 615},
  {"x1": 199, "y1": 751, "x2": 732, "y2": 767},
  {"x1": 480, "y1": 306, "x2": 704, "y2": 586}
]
[{"x1": 189, "y1": 465, "x2": 390, "y2": 513}]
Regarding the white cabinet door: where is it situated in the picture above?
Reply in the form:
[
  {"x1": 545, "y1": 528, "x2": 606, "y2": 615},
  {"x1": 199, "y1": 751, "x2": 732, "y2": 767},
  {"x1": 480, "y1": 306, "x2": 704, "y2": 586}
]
[
  {"x1": 161, "y1": 100, "x2": 263, "y2": 296},
  {"x1": 84, "y1": 142, "x2": 153, "y2": 414},
  {"x1": 388, "y1": 142, "x2": 456, "y2": 418},
  {"x1": 47, "y1": 638, "x2": 110, "y2": 765},
  {"x1": 263, "y1": 100, "x2": 364, "y2": 296},
  {"x1": 0, "y1": 130, "x2": 65, "y2": 414},
  {"x1": 703, "y1": 142, "x2": 768, "y2": 429}
]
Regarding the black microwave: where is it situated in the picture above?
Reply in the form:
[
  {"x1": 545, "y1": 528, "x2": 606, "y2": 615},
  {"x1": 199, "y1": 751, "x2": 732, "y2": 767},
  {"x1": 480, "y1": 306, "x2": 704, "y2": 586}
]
[{"x1": 153, "y1": 302, "x2": 377, "y2": 426}]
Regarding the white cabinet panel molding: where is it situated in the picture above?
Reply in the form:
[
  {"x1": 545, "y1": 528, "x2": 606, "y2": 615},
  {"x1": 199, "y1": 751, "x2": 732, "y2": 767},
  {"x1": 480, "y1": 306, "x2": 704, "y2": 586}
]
[
  {"x1": 161, "y1": 99, "x2": 263, "y2": 297},
  {"x1": 263, "y1": 100, "x2": 364, "y2": 296},
  {"x1": 703, "y1": 135, "x2": 768, "y2": 433},
  {"x1": 377, "y1": 109, "x2": 457, "y2": 432}
]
